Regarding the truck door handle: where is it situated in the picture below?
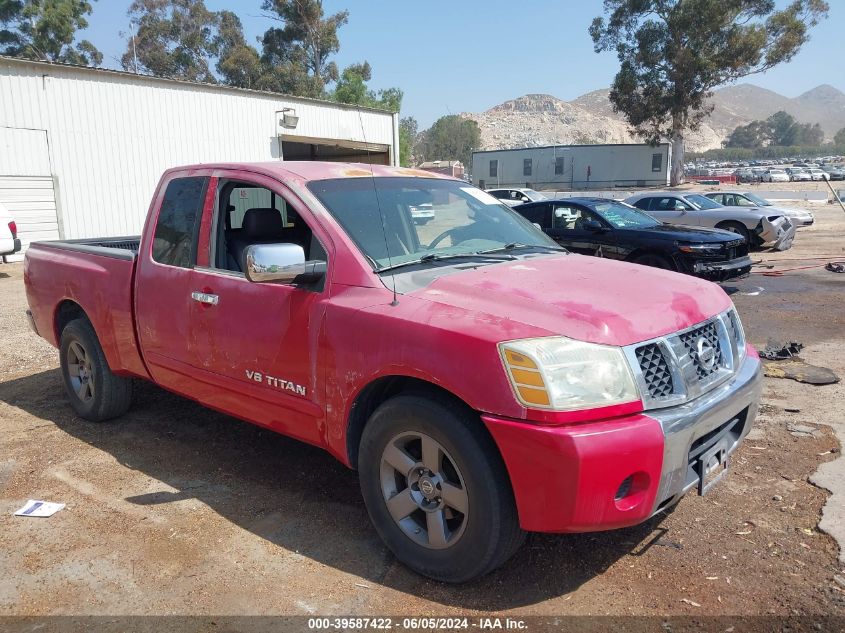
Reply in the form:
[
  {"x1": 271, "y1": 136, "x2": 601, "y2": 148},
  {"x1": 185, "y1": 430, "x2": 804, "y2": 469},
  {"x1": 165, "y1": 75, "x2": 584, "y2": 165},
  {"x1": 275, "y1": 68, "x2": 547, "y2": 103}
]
[{"x1": 191, "y1": 291, "x2": 219, "y2": 306}]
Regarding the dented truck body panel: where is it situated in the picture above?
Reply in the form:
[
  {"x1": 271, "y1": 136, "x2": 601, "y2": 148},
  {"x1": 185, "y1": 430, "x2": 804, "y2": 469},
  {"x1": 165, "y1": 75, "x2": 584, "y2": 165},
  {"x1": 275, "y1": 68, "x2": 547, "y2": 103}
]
[{"x1": 24, "y1": 161, "x2": 761, "y2": 534}]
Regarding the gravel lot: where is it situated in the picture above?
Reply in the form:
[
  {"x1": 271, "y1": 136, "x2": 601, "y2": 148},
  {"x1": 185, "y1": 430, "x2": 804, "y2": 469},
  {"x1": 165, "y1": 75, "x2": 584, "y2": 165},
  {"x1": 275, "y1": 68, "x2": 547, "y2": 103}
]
[{"x1": 1, "y1": 184, "x2": 844, "y2": 622}]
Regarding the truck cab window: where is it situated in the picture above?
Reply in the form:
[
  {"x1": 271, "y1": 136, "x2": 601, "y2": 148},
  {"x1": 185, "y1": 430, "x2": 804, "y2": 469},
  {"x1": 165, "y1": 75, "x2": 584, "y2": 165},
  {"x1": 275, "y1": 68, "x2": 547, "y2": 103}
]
[
  {"x1": 152, "y1": 177, "x2": 208, "y2": 268},
  {"x1": 213, "y1": 181, "x2": 326, "y2": 274}
]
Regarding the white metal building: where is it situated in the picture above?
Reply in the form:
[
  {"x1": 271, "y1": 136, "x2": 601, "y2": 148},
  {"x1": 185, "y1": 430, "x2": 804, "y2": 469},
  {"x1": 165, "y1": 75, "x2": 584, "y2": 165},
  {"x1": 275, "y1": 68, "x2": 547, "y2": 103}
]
[
  {"x1": 0, "y1": 56, "x2": 399, "y2": 261},
  {"x1": 472, "y1": 143, "x2": 670, "y2": 191}
]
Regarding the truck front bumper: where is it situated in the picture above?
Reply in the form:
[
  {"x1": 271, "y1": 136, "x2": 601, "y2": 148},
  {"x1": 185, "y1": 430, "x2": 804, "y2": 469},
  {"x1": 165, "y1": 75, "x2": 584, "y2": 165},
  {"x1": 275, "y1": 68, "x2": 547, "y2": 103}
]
[{"x1": 482, "y1": 352, "x2": 762, "y2": 533}]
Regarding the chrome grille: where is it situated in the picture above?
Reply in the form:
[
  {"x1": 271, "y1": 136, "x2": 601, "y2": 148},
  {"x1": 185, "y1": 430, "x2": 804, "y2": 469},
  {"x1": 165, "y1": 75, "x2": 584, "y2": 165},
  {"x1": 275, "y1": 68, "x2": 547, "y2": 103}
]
[
  {"x1": 625, "y1": 308, "x2": 746, "y2": 410},
  {"x1": 678, "y1": 322, "x2": 723, "y2": 381},
  {"x1": 635, "y1": 344, "x2": 674, "y2": 398}
]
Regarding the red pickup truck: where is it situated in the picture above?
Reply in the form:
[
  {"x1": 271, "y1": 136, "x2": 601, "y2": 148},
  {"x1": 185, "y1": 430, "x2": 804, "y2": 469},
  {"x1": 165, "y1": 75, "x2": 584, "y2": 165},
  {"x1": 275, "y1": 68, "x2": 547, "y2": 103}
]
[{"x1": 24, "y1": 162, "x2": 762, "y2": 582}]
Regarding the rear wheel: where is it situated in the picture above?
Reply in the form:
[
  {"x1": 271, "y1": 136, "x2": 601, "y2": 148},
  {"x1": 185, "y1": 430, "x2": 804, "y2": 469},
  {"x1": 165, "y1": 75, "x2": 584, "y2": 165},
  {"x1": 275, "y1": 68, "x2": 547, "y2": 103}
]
[
  {"x1": 60, "y1": 318, "x2": 133, "y2": 422},
  {"x1": 632, "y1": 252, "x2": 675, "y2": 271},
  {"x1": 716, "y1": 221, "x2": 751, "y2": 245},
  {"x1": 358, "y1": 393, "x2": 524, "y2": 583}
]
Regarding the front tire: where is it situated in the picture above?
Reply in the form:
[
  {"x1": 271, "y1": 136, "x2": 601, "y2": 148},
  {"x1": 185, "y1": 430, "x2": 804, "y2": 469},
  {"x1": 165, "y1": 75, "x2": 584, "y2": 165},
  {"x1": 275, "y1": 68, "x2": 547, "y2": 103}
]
[
  {"x1": 716, "y1": 221, "x2": 751, "y2": 245},
  {"x1": 632, "y1": 252, "x2": 676, "y2": 271},
  {"x1": 358, "y1": 393, "x2": 524, "y2": 583},
  {"x1": 60, "y1": 318, "x2": 133, "y2": 422}
]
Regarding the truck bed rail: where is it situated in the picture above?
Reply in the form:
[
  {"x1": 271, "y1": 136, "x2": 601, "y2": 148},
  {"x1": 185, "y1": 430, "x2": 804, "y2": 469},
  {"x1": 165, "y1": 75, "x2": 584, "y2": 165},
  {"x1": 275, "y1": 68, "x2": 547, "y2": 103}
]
[{"x1": 31, "y1": 236, "x2": 140, "y2": 261}]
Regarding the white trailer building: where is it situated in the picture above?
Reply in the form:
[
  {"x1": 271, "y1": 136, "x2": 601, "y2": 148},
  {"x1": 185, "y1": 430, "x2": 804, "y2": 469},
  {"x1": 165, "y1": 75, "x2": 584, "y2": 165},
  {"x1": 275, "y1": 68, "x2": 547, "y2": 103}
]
[
  {"x1": 472, "y1": 143, "x2": 670, "y2": 191},
  {"x1": 0, "y1": 56, "x2": 399, "y2": 261}
]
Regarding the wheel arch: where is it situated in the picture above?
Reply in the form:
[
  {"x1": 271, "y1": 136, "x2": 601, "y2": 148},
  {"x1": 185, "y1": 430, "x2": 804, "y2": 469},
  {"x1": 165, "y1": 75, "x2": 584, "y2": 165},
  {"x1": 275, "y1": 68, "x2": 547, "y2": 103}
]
[
  {"x1": 345, "y1": 375, "x2": 482, "y2": 470},
  {"x1": 54, "y1": 299, "x2": 88, "y2": 342},
  {"x1": 625, "y1": 247, "x2": 677, "y2": 270}
]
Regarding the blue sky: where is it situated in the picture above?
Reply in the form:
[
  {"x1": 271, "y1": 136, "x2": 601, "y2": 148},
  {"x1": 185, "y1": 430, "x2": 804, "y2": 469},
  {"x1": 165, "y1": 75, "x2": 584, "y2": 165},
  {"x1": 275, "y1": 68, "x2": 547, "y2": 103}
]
[{"x1": 80, "y1": 1, "x2": 844, "y2": 128}]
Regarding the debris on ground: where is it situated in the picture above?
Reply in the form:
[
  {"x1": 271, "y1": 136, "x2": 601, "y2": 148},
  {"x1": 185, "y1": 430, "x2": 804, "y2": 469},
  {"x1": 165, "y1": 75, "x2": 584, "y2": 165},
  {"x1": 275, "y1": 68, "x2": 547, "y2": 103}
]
[
  {"x1": 787, "y1": 423, "x2": 823, "y2": 439},
  {"x1": 761, "y1": 340, "x2": 804, "y2": 360},
  {"x1": 763, "y1": 359, "x2": 840, "y2": 385},
  {"x1": 14, "y1": 500, "x2": 65, "y2": 517},
  {"x1": 825, "y1": 262, "x2": 845, "y2": 273}
]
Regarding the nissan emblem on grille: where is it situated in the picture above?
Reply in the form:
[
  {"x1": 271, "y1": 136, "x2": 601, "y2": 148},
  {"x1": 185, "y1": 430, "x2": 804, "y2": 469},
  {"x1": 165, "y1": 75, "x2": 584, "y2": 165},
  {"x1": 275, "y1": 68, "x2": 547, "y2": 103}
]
[{"x1": 696, "y1": 337, "x2": 717, "y2": 370}]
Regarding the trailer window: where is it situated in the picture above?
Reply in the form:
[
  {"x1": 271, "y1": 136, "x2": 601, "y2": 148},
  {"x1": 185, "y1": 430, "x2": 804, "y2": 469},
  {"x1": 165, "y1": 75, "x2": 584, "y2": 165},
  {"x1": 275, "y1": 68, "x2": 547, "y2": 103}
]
[
  {"x1": 152, "y1": 177, "x2": 208, "y2": 268},
  {"x1": 523, "y1": 159, "x2": 532, "y2": 176},
  {"x1": 489, "y1": 160, "x2": 498, "y2": 178},
  {"x1": 652, "y1": 153, "x2": 663, "y2": 172},
  {"x1": 555, "y1": 157, "x2": 564, "y2": 175}
]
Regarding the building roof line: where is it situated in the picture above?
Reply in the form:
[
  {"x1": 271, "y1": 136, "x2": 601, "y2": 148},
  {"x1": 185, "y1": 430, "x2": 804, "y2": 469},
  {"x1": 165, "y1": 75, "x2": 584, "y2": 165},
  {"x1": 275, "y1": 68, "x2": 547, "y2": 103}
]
[
  {"x1": 0, "y1": 55, "x2": 395, "y2": 116},
  {"x1": 472, "y1": 142, "x2": 669, "y2": 154}
]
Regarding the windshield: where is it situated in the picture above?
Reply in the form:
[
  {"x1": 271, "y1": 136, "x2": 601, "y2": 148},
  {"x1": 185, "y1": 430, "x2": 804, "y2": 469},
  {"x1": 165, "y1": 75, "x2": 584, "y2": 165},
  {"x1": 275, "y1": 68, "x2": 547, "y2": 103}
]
[
  {"x1": 685, "y1": 194, "x2": 723, "y2": 210},
  {"x1": 744, "y1": 193, "x2": 771, "y2": 206},
  {"x1": 590, "y1": 200, "x2": 660, "y2": 229},
  {"x1": 307, "y1": 177, "x2": 559, "y2": 270}
]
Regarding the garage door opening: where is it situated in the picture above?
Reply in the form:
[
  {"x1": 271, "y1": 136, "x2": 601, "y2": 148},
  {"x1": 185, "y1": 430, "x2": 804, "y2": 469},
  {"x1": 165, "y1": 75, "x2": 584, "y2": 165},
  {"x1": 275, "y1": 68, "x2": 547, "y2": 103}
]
[{"x1": 281, "y1": 138, "x2": 391, "y2": 165}]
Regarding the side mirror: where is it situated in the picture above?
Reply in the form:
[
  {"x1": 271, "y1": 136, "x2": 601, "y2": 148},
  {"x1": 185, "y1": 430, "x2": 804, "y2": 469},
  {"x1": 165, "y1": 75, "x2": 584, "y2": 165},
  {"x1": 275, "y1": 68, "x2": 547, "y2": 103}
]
[
  {"x1": 532, "y1": 222, "x2": 542, "y2": 230},
  {"x1": 583, "y1": 219, "x2": 606, "y2": 232},
  {"x1": 244, "y1": 243, "x2": 326, "y2": 285}
]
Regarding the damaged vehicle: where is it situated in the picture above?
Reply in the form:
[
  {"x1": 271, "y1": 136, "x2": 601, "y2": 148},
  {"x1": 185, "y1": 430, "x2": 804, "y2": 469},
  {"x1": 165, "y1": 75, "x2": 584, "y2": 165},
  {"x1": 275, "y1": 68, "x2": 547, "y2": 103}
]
[
  {"x1": 24, "y1": 162, "x2": 762, "y2": 583},
  {"x1": 513, "y1": 197, "x2": 752, "y2": 282},
  {"x1": 703, "y1": 191, "x2": 814, "y2": 227},
  {"x1": 625, "y1": 192, "x2": 795, "y2": 251}
]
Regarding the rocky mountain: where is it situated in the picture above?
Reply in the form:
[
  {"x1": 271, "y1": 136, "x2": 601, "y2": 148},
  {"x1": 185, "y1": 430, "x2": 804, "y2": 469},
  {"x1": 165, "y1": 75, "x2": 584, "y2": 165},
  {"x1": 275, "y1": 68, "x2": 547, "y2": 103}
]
[{"x1": 465, "y1": 83, "x2": 845, "y2": 153}]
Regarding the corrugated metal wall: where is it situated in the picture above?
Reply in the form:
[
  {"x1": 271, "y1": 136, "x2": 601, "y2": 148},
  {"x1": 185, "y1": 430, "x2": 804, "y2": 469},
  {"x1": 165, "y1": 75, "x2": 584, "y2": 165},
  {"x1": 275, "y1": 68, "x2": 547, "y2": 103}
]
[{"x1": 0, "y1": 58, "x2": 396, "y2": 242}]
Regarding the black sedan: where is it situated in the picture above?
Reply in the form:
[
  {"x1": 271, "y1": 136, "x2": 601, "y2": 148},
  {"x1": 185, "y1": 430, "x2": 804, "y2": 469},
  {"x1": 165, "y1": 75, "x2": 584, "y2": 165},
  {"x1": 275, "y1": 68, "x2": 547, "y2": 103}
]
[{"x1": 514, "y1": 197, "x2": 752, "y2": 281}]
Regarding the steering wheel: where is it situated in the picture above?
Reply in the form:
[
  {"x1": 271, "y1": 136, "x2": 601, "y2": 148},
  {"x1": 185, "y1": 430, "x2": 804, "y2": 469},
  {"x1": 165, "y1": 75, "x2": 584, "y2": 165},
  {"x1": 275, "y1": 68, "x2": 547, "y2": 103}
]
[{"x1": 428, "y1": 228, "x2": 462, "y2": 250}]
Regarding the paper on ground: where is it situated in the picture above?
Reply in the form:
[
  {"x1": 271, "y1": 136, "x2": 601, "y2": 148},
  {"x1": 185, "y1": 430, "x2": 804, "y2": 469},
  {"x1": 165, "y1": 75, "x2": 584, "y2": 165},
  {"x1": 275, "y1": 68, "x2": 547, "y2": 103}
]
[{"x1": 14, "y1": 500, "x2": 65, "y2": 517}]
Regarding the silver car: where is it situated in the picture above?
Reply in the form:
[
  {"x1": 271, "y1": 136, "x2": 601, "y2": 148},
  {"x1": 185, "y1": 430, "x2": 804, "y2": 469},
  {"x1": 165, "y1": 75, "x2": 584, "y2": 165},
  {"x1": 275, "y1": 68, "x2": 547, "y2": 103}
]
[
  {"x1": 624, "y1": 192, "x2": 795, "y2": 251},
  {"x1": 704, "y1": 191, "x2": 814, "y2": 227}
]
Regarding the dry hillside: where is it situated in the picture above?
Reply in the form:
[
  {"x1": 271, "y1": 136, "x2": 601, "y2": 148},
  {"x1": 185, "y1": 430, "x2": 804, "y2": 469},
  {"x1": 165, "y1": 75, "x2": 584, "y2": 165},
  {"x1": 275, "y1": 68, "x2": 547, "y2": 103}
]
[{"x1": 464, "y1": 83, "x2": 845, "y2": 153}]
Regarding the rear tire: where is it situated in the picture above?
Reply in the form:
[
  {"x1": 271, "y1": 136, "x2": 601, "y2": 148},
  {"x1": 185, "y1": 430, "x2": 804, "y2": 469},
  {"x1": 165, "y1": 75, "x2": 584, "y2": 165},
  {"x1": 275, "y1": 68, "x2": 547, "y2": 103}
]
[
  {"x1": 59, "y1": 318, "x2": 133, "y2": 422},
  {"x1": 358, "y1": 393, "x2": 524, "y2": 583}
]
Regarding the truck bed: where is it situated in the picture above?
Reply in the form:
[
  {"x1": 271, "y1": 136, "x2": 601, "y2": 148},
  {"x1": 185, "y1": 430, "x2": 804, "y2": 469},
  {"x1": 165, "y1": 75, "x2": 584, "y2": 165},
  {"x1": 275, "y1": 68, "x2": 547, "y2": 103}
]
[
  {"x1": 24, "y1": 237, "x2": 148, "y2": 379},
  {"x1": 32, "y1": 236, "x2": 141, "y2": 260}
]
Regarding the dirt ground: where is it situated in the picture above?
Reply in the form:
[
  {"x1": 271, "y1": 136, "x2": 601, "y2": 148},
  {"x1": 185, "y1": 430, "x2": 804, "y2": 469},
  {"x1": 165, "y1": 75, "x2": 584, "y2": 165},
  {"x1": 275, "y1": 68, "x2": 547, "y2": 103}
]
[{"x1": 1, "y1": 183, "x2": 845, "y2": 621}]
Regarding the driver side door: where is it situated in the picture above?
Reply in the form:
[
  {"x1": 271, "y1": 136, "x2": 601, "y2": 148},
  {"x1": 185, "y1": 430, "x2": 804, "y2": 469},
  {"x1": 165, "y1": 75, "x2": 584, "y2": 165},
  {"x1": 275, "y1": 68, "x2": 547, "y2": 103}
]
[
  {"x1": 645, "y1": 196, "x2": 697, "y2": 226},
  {"x1": 545, "y1": 203, "x2": 617, "y2": 258},
  {"x1": 186, "y1": 170, "x2": 331, "y2": 446}
]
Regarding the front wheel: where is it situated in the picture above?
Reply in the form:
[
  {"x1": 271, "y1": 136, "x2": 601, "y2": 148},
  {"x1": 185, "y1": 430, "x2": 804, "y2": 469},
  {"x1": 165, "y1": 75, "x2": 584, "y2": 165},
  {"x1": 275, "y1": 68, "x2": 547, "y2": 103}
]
[
  {"x1": 716, "y1": 221, "x2": 751, "y2": 245},
  {"x1": 358, "y1": 393, "x2": 524, "y2": 583},
  {"x1": 60, "y1": 318, "x2": 133, "y2": 422},
  {"x1": 632, "y1": 252, "x2": 675, "y2": 271}
]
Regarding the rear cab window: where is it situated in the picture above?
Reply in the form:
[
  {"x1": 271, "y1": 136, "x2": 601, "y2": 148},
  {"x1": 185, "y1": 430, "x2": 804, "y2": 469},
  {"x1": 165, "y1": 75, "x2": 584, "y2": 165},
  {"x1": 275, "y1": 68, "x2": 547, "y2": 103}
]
[{"x1": 152, "y1": 177, "x2": 208, "y2": 268}]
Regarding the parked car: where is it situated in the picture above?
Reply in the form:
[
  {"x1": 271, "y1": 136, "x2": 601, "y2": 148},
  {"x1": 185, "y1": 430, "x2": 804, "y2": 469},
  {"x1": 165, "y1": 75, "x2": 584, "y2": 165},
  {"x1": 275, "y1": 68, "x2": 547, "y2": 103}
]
[
  {"x1": 808, "y1": 168, "x2": 830, "y2": 181},
  {"x1": 409, "y1": 201, "x2": 435, "y2": 225},
  {"x1": 785, "y1": 168, "x2": 812, "y2": 182},
  {"x1": 24, "y1": 161, "x2": 762, "y2": 583},
  {"x1": 486, "y1": 187, "x2": 547, "y2": 207},
  {"x1": 822, "y1": 165, "x2": 845, "y2": 181},
  {"x1": 513, "y1": 197, "x2": 752, "y2": 282},
  {"x1": 761, "y1": 169, "x2": 789, "y2": 183},
  {"x1": 0, "y1": 201, "x2": 21, "y2": 262},
  {"x1": 704, "y1": 191, "x2": 814, "y2": 227},
  {"x1": 624, "y1": 192, "x2": 795, "y2": 250}
]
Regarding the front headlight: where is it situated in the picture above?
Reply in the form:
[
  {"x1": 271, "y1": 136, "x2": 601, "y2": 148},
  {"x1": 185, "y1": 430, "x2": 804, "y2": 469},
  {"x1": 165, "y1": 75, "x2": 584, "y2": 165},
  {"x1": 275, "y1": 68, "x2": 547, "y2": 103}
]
[
  {"x1": 499, "y1": 337, "x2": 640, "y2": 411},
  {"x1": 678, "y1": 242, "x2": 723, "y2": 254}
]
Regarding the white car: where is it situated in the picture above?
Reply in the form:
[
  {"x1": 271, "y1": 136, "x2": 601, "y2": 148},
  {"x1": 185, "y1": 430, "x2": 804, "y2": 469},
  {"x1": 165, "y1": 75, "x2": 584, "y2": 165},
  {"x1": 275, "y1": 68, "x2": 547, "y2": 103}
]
[
  {"x1": 409, "y1": 202, "x2": 435, "y2": 225},
  {"x1": 704, "y1": 191, "x2": 814, "y2": 227},
  {"x1": 761, "y1": 169, "x2": 790, "y2": 183},
  {"x1": 808, "y1": 168, "x2": 830, "y2": 181},
  {"x1": 0, "y1": 202, "x2": 21, "y2": 261},
  {"x1": 486, "y1": 188, "x2": 548, "y2": 207}
]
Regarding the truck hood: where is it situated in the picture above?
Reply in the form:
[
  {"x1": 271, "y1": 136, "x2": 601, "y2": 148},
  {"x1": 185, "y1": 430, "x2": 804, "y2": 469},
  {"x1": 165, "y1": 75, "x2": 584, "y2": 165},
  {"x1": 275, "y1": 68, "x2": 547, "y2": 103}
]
[{"x1": 409, "y1": 254, "x2": 732, "y2": 347}]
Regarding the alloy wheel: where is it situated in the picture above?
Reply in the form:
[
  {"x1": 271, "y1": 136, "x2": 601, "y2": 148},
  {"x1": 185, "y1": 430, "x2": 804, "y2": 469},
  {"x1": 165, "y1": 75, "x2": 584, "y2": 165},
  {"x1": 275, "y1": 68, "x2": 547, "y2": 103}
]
[
  {"x1": 379, "y1": 431, "x2": 469, "y2": 549},
  {"x1": 67, "y1": 340, "x2": 95, "y2": 402}
]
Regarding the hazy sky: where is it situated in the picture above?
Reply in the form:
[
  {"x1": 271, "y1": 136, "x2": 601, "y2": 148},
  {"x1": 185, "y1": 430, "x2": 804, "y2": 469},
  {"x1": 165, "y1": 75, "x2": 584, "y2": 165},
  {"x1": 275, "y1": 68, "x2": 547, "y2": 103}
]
[{"x1": 80, "y1": 0, "x2": 845, "y2": 128}]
